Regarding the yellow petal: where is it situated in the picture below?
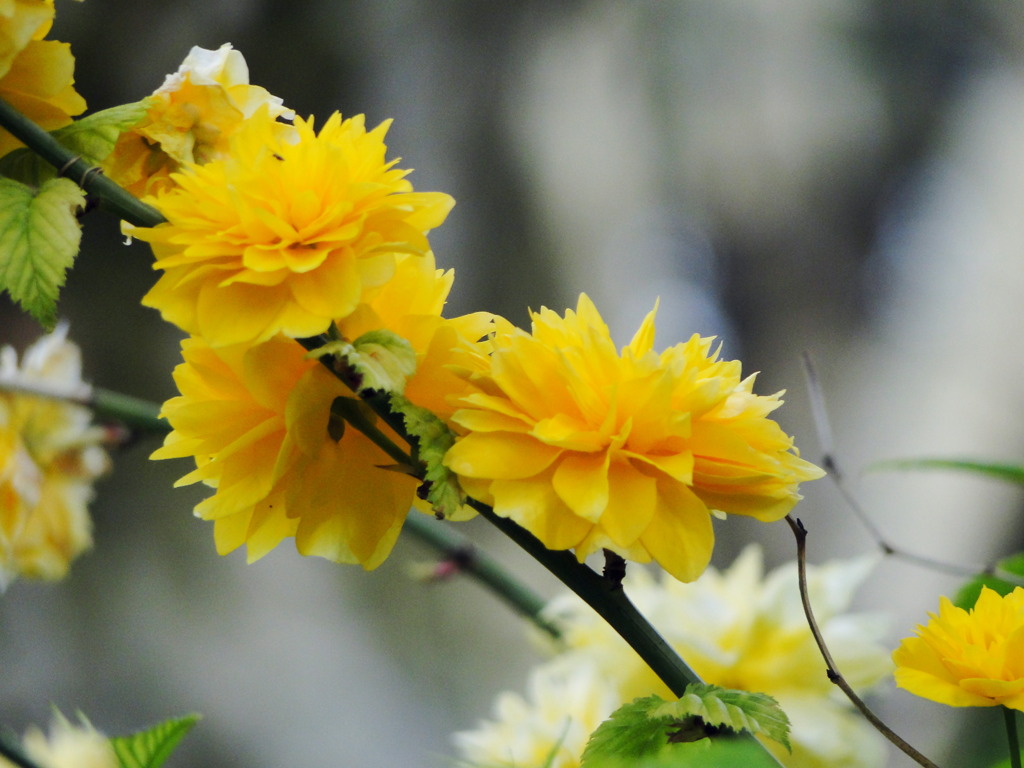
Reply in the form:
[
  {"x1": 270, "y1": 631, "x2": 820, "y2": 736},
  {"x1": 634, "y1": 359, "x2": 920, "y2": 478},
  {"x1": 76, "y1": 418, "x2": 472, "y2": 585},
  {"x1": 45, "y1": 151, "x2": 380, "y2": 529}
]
[
  {"x1": 551, "y1": 450, "x2": 609, "y2": 523},
  {"x1": 490, "y1": 474, "x2": 592, "y2": 551},
  {"x1": 638, "y1": 481, "x2": 713, "y2": 582},
  {"x1": 445, "y1": 432, "x2": 561, "y2": 480},
  {"x1": 599, "y1": 459, "x2": 658, "y2": 548}
]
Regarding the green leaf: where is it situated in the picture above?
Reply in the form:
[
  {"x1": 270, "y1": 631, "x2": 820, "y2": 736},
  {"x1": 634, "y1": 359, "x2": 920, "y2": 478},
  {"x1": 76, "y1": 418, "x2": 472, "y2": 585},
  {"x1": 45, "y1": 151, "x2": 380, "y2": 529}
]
[
  {"x1": 586, "y1": 740, "x2": 780, "y2": 768},
  {"x1": 308, "y1": 331, "x2": 417, "y2": 395},
  {"x1": 110, "y1": 713, "x2": 200, "y2": 768},
  {"x1": 868, "y1": 457, "x2": 1024, "y2": 486},
  {"x1": 581, "y1": 696, "x2": 686, "y2": 766},
  {"x1": 0, "y1": 177, "x2": 85, "y2": 327},
  {"x1": 389, "y1": 392, "x2": 465, "y2": 516},
  {"x1": 988, "y1": 751, "x2": 1024, "y2": 768},
  {"x1": 581, "y1": 688, "x2": 790, "y2": 768},
  {"x1": 0, "y1": 99, "x2": 153, "y2": 187},
  {"x1": 953, "y1": 552, "x2": 1024, "y2": 610},
  {"x1": 653, "y1": 684, "x2": 791, "y2": 752}
]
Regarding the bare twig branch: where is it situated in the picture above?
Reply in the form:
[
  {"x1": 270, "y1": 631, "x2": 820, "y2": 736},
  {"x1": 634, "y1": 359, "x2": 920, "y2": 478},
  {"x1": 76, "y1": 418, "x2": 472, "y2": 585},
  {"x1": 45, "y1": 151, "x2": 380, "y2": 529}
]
[{"x1": 785, "y1": 515, "x2": 942, "y2": 768}]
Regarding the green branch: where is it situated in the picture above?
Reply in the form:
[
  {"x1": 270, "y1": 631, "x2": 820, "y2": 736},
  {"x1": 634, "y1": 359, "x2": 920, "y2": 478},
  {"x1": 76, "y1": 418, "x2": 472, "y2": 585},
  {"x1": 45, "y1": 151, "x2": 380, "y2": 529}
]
[
  {"x1": 0, "y1": 376, "x2": 168, "y2": 434},
  {"x1": 403, "y1": 514, "x2": 561, "y2": 640},
  {"x1": 0, "y1": 96, "x2": 164, "y2": 227},
  {"x1": 468, "y1": 499, "x2": 701, "y2": 693},
  {"x1": 3, "y1": 94, "x2": 781, "y2": 762},
  {"x1": 1006, "y1": 707, "x2": 1022, "y2": 768}
]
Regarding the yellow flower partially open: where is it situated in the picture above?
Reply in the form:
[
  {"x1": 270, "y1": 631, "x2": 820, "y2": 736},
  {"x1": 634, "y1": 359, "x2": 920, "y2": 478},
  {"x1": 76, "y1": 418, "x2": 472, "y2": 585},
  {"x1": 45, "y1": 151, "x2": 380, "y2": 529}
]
[
  {"x1": 104, "y1": 43, "x2": 294, "y2": 196},
  {"x1": 444, "y1": 294, "x2": 823, "y2": 582},
  {"x1": 0, "y1": 0, "x2": 86, "y2": 158},
  {"x1": 132, "y1": 109, "x2": 455, "y2": 347},
  {"x1": 893, "y1": 587, "x2": 1024, "y2": 710},
  {"x1": 153, "y1": 254, "x2": 490, "y2": 567}
]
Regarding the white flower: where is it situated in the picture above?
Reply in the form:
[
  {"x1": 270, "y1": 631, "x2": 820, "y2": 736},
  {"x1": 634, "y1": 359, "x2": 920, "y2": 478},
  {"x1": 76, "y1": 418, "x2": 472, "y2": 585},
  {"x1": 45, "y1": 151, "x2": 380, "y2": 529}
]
[
  {"x1": 156, "y1": 43, "x2": 293, "y2": 127},
  {"x1": 456, "y1": 546, "x2": 892, "y2": 768},
  {"x1": 453, "y1": 659, "x2": 620, "y2": 768},
  {"x1": 2, "y1": 713, "x2": 117, "y2": 768},
  {"x1": 0, "y1": 325, "x2": 110, "y2": 588}
]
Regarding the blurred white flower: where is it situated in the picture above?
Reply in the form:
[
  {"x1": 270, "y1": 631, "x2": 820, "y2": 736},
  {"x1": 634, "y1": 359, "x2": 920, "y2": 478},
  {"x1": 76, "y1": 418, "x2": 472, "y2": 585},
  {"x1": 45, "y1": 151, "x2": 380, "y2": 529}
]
[
  {"x1": 0, "y1": 325, "x2": 110, "y2": 588},
  {"x1": 2, "y1": 712, "x2": 117, "y2": 768},
  {"x1": 455, "y1": 545, "x2": 891, "y2": 768},
  {"x1": 453, "y1": 658, "x2": 620, "y2": 768}
]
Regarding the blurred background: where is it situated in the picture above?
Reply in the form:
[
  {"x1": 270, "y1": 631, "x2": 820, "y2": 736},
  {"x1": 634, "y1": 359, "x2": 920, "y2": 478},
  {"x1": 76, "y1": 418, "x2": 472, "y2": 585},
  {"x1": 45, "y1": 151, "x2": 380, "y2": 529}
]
[{"x1": 3, "y1": 1, "x2": 1024, "y2": 765}]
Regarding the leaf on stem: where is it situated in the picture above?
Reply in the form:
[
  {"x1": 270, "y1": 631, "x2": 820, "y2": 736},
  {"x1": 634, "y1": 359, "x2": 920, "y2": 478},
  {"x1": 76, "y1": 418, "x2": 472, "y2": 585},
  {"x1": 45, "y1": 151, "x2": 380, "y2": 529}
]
[
  {"x1": 0, "y1": 176, "x2": 85, "y2": 328},
  {"x1": 308, "y1": 330, "x2": 417, "y2": 395},
  {"x1": 389, "y1": 392, "x2": 465, "y2": 516},
  {"x1": 580, "y1": 686, "x2": 789, "y2": 767},
  {"x1": 110, "y1": 714, "x2": 200, "y2": 768},
  {"x1": 0, "y1": 99, "x2": 154, "y2": 186},
  {"x1": 654, "y1": 684, "x2": 791, "y2": 752}
]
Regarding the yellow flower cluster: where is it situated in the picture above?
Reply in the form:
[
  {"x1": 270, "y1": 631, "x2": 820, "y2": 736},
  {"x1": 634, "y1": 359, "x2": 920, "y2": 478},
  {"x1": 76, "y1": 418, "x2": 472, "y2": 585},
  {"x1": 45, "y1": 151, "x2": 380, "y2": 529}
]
[
  {"x1": 0, "y1": 326, "x2": 110, "y2": 587},
  {"x1": 455, "y1": 546, "x2": 892, "y2": 768},
  {"x1": 445, "y1": 295, "x2": 823, "y2": 581},
  {"x1": 127, "y1": 45, "x2": 820, "y2": 576},
  {"x1": 154, "y1": 254, "x2": 489, "y2": 567},
  {"x1": 0, "y1": 0, "x2": 86, "y2": 157},
  {"x1": 120, "y1": 46, "x2": 485, "y2": 567},
  {"x1": 893, "y1": 587, "x2": 1024, "y2": 710}
]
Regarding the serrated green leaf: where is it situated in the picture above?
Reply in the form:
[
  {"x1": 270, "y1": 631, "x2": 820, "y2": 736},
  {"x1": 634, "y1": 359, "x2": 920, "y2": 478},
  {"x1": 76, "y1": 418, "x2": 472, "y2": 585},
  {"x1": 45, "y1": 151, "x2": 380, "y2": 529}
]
[
  {"x1": 0, "y1": 177, "x2": 84, "y2": 327},
  {"x1": 953, "y1": 553, "x2": 1024, "y2": 610},
  {"x1": 0, "y1": 99, "x2": 153, "y2": 187},
  {"x1": 308, "y1": 331, "x2": 417, "y2": 394},
  {"x1": 654, "y1": 684, "x2": 791, "y2": 752},
  {"x1": 581, "y1": 696, "x2": 683, "y2": 766},
  {"x1": 110, "y1": 713, "x2": 200, "y2": 768},
  {"x1": 389, "y1": 392, "x2": 465, "y2": 516},
  {"x1": 868, "y1": 457, "x2": 1024, "y2": 485}
]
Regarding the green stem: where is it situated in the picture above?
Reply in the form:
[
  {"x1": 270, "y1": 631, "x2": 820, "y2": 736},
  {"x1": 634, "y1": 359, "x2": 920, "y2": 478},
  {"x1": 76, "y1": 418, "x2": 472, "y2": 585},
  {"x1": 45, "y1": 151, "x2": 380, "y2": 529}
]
[
  {"x1": 403, "y1": 514, "x2": 561, "y2": 640},
  {"x1": 1006, "y1": 707, "x2": 1022, "y2": 768},
  {"x1": 330, "y1": 395, "x2": 413, "y2": 467},
  {"x1": 0, "y1": 96, "x2": 164, "y2": 227},
  {"x1": 0, "y1": 377, "x2": 168, "y2": 434},
  {"x1": 91, "y1": 387, "x2": 169, "y2": 433}
]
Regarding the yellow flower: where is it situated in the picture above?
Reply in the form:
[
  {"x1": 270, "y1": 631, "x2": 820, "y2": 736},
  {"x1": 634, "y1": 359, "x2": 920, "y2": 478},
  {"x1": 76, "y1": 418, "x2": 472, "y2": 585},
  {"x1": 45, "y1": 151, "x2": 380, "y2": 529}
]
[
  {"x1": 893, "y1": 586, "x2": 1024, "y2": 710},
  {"x1": 1, "y1": 712, "x2": 117, "y2": 768},
  {"x1": 456, "y1": 547, "x2": 891, "y2": 768},
  {"x1": 0, "y1": 325, "x2": 110, "y2": 587},
  {"x1": 104, "y1": 43, "x2": 294, "y2": 196},
  {"x1": 131, "y1": 108, "x2": 455, "y2": 347},
  {"x1": 444, "y1": 294, "x2": 823, "y2": 582},
  {"x1": 153, "y1": 253, "x2": 490, "y2": 566},
  {"x1": 0, "y1": 0, "x2": 86, "y2": 158}
]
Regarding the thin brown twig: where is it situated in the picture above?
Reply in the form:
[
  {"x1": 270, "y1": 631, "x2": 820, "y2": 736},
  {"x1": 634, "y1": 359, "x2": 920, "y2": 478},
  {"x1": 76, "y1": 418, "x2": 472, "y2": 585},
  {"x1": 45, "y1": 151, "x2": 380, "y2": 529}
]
[
  {"x1": 785, "y1": 514, "x2": 942, "y2": 768},
  {"x1": 800, "y1": 351, "x2": 1018, "y2": 584}
]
